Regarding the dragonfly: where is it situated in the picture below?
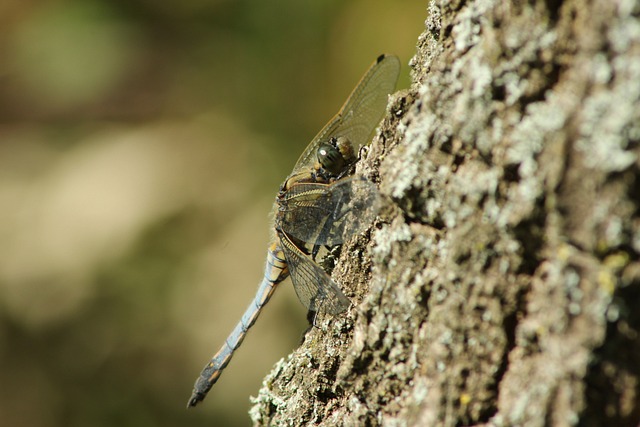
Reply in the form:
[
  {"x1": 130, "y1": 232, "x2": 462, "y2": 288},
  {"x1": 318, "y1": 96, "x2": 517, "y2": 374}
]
[{"x1": 187, "y1": 54, "x2": 400, "y2": 408}]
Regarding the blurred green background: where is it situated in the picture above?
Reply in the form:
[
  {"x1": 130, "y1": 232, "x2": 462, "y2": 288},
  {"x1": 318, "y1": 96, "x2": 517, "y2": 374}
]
[{"x1": 0, "y1": 1, "x2": 423, "y2": 425}]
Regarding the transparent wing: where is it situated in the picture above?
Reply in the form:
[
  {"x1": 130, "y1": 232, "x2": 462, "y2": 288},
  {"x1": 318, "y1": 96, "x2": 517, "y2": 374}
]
[
  {"x1": 291, "y1": 54, "x2": 400, "y2": 175},
  {"x1": 279, "y1": 177, "x2": 380, "y2": 246},
  {"x1": 279, "y1": 232, "x2": 350, "y2": 315}
]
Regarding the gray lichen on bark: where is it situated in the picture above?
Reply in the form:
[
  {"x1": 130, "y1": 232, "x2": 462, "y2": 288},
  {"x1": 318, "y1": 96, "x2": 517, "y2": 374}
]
[{"x1": 250, "y1": 0, "x2": 640, "y2": 426}]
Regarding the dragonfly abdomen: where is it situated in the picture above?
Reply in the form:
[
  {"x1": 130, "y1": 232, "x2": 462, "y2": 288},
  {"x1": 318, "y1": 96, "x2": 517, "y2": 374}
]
[{"x1": 187, "y1": 243, "x2": 288, "y2": 408}]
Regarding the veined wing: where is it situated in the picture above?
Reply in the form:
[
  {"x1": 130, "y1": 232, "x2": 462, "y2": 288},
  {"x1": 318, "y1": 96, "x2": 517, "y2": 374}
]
[
  {"x1": 290, "y1": 54, "x2": 400, "y2": 175},
  {"x1": 279, "y1": 177, "x2": 381, "y2": 247},
  {"x1": 279, "y1": 232, "x2": 350, "y2": 315}
]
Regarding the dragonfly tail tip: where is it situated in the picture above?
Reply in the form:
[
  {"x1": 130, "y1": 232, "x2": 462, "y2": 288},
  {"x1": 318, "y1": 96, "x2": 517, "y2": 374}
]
[{"x1": 186, "y1": 394, "x2": 203, "y2": 409}]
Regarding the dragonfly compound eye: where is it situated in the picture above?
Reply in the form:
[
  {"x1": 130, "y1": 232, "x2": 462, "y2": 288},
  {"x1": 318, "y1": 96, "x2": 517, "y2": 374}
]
[{"x1": 317, "y1": 143, "x2": 346, "y2": 175}]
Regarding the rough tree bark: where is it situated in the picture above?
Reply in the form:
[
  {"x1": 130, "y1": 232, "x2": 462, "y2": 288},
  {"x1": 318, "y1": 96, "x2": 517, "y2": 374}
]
[{"x1": 250, "y1": 1, "x2": 640, "y2": 426}]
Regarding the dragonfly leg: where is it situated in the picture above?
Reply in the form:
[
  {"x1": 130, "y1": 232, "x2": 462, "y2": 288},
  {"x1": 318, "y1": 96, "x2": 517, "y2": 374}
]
[
  {"x1": 306, "y1": 309, "x2": 322, "y2": 329},
  {"x1": 311, "y1": 243, "x2": 322, "y2": 260},
  {"x1": 311, "y1": 310, "x2": 321, "y2": 328}
]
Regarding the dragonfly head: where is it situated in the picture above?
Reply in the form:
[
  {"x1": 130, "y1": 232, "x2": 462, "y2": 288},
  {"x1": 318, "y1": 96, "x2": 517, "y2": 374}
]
[{"x1": 317, "y1": 137, "x2": 355, "y2": 176}]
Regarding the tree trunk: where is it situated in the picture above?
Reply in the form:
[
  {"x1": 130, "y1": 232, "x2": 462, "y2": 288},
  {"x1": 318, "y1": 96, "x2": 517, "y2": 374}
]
[{"x1": 250, "y1": 0, "x2": 640, "y2": 425}]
